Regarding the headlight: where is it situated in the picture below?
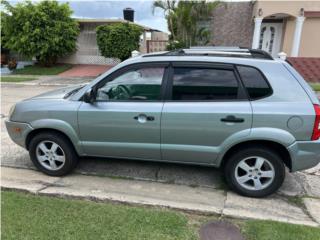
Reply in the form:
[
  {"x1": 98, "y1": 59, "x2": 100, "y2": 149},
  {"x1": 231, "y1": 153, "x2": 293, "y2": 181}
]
[{"x1": 8, "y1": 104, "x2": 16, "y2": 120}]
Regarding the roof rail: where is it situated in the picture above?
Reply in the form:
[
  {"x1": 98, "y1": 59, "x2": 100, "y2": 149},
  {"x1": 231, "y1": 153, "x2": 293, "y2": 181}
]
[
  {"x1": 190, "y1": 46, "x2": 248, "y2": 52},
  {"x1": 143, "y1": 47, "x2": 274, "y2": 60}
]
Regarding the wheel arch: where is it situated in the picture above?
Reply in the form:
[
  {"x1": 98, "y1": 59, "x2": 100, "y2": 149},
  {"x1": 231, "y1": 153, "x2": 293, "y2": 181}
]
[
  {"x1": 220, "y1": 140, "x2": 292, "y2": 171},
  {"x1": 25, "y1": 128, "x2": 83, "y2": 155}
]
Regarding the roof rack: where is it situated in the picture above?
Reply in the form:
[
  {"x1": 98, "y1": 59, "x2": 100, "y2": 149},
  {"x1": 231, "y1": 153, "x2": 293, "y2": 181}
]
[{"x1": 143, "y1": 47, "x2": 274, "y2": 60}]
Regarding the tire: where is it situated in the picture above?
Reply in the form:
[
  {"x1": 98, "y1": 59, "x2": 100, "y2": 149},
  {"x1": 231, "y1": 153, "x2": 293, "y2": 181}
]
[
  {"x1": 29, "y1": 131, "x2": 78, "y2": 176},
  {"x1": 224, "y1": 146, "x2": 285, "y2": 198}
]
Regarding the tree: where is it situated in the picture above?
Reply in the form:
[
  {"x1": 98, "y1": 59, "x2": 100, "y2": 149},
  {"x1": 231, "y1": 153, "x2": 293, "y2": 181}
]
[
  {"x1": 153, "y1": 0, "x2": 220, "y2": 48},
  {"x1": 1, "y1": 0, "x2": 79, "y2": 66},
  {"x1": 96, "y1": 23, "x2": 143, "y2": 61},
  {"x1": 152, "y1": 0, "x2": 176, "y2": 40},
  {"x1": 174, "y1": 0, "x2": 220, "y2": 46}
]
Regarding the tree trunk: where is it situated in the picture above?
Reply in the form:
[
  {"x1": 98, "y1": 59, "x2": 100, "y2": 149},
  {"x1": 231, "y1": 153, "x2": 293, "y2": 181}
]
[{"x1": 169, "y1": 17, "x2": 176, "y2": 40}]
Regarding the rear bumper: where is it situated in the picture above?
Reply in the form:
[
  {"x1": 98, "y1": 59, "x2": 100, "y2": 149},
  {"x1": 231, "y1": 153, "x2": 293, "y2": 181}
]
[
  {"x1": 288, "y1": 140, "x2": 320, "y2": 172},
  {"x1": 5, "y1": 120, "x2": 33, "y2": 148}
]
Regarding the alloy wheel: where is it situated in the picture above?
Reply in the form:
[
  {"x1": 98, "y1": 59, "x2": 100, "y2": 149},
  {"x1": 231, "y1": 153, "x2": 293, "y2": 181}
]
[
  {"x1": 36, "y1": 140, "x2": 66, "y2": 171},
  {"x1": 235, "y1": 156, "x2": 275, "y2": 191}
]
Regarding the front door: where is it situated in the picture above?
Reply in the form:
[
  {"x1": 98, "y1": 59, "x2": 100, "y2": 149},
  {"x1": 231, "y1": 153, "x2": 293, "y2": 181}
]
[
  {"x1": 259, "y1": 22, "x2": 283, "y2": 57},
  {"x1": 161, "y1": 63, "x2": 252, "y2": 165},
  {"x1": 78, "y1": 64, "x2": 167, "y2": 160}
]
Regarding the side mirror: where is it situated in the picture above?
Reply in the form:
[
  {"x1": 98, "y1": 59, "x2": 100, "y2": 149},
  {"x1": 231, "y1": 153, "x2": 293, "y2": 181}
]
[{"x1": 83, "y1": 88, "x2": 95, "y2": 104}]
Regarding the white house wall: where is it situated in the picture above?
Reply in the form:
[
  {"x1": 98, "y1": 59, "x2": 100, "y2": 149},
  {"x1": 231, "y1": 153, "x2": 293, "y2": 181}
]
[{"x1": 59, "y1": 22, "x2": 120, "y2": 65}]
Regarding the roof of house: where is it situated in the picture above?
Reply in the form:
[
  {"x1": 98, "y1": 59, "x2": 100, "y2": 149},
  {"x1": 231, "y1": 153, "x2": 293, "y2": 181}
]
[
  {"x1": 74, "y1": 18, "x2": 162, "y2": 32},
  {"x1": 287, "y1": 57, "x2": 320, "y2": 83}
]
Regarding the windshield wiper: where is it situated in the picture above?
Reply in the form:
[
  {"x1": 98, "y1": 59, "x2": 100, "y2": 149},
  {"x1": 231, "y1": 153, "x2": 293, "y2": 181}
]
[{"x1": 64, "y1": 86, "x2": 84, "y2": 99}]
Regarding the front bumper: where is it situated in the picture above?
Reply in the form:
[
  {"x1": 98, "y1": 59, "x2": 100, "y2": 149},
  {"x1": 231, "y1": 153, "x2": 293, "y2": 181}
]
[
  {"x1": 5, "y1": 120, "x2": 33, "y2": 148},
  {"x1": 288, "y1": 140, "x2": 320, "y2": 172}
]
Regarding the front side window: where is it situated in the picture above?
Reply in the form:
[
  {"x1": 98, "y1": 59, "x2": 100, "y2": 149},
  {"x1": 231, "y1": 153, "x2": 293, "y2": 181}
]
[
  {"x1": 96, "y1": 67, "x2": 165, "y2": 101},
  {"x1": 237, "y1": 66, "x2": 272, "y2": 100},
  {"x1": 172, "y1": 67, "x2": 239, "y2": 100}
]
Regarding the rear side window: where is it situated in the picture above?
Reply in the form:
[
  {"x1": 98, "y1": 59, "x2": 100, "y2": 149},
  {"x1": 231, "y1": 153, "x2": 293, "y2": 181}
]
[
  {"x1": 172, "y1": 67, "x2": 239, "y2": 100},
  {"x1": 237, "y1": 66, "x2": 272, "y2": 100}
]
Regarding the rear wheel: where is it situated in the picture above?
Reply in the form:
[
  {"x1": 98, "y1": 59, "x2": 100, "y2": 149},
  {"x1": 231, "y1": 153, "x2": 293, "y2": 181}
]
[
  {"x1": 29, "y1": 132, "x2": 78, "y2": 176},
  {"x1": 224, "y1": 147, "x2": 285, "y2": 198}
]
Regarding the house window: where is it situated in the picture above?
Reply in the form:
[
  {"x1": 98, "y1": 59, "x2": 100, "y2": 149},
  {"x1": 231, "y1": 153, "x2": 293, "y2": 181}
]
[
  {"x1": 268, "y1": 27, "x2": 275, "y2": 53},
  {"x1": 259, "y1": 27, "x2": 266, "y2": 49}
]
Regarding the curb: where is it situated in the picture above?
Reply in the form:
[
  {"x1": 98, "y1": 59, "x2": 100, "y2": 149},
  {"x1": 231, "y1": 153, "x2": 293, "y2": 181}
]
[{"x1": 2, "y1": 167, "x2": 319, "y2": 228}]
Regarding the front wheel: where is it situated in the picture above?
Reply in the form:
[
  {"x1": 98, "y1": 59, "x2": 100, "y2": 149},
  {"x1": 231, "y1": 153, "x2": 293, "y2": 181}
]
[
  {"x1": 224, "y1": 147, "x2": 285, "y2": 198},
  {"x1": 29, "y1": 132, "x2": 78, "y2": 176}
]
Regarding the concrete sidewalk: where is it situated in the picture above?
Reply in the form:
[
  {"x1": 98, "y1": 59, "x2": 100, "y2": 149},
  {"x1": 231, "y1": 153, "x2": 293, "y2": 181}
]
[{"x1": 1, "y1": 167, "x2": 319, "y2": 227}]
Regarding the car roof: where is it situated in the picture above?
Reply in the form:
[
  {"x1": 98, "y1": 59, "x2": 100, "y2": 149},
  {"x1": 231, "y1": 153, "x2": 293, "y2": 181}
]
[
  {"x1": 143, "y1": 47, "x2": 274, "y2": 60},
  {"x1": 125, "y1": 54, "x2": 281, "y2": 68},
  {"x1": 124, "y1": 47, "x2": 281, "y2": 67}
]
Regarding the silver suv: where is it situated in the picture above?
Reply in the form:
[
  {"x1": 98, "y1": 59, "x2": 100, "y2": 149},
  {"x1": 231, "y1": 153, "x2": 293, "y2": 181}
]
[{"x1": 6, "y1": 48, "x2": 320, "y2": 197}]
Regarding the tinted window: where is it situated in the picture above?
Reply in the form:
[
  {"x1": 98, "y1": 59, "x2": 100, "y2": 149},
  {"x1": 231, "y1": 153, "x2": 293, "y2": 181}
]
[
  {"x1": 96, "y1": 67, "x2": 164, "y2": 101},
  {"x1": 172, "y1": 67, "x2": 239, "y2": 100},
  {"x1": 237, "y1": 66, "x2": 272, "y2": 100}
]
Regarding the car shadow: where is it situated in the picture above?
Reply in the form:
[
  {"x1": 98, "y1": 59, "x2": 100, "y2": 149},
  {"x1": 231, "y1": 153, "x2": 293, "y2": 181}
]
[{"x1": 77, "y1": 157, "x2": 225, "y2": 189}]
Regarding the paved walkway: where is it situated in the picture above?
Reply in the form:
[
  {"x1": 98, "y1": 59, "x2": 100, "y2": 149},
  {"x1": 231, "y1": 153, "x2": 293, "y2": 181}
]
[
  {"x1": 1, "y1": 83, "x2": 320, "y2": 227},
  {"x1": 58, "y1": 64, "x2": 114, "y2": 77}
]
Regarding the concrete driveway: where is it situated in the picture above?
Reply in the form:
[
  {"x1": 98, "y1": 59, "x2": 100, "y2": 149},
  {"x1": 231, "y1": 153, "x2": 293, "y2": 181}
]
[{"x1": 1, "y1": 82, "x2": 320, "y2": 227}]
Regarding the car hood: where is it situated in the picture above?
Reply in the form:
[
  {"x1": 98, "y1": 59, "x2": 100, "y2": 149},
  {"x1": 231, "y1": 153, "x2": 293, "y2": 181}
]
[{"x1": 29, "y1": 85, "x2": 84, "y2": 100}]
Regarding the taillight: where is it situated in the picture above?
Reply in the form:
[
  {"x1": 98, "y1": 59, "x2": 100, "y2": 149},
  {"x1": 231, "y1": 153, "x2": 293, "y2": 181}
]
[{"x1": 312, "y1": 104, "x2": 320, "y2": 141}]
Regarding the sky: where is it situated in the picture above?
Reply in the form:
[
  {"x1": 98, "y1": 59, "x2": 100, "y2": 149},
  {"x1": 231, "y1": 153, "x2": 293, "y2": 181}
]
[{"x1": 8, "y1": 0, "x2": 168, "y2": 32}]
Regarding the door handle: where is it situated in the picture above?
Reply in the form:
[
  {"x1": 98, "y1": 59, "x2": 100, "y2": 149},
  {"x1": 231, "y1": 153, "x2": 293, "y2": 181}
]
[
  {"x1": 146, "y1": 116, "x2": 155, "y2": 121},
  {"x1": 133, "y1": 114, "x2": 155, "y2": 122},
  {"x1": 221, "y1": 115, "x2": 244, "y2": 123}
]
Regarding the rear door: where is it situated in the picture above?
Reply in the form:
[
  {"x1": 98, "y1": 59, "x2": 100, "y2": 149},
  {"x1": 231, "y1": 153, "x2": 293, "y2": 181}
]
[{"x1": 161, "y1": 62, "x2": 252, "y2": 165}]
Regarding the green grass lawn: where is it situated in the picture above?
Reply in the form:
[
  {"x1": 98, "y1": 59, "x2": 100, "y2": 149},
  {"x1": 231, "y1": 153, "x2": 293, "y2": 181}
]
[
  {"x1": 242, "y1": 220, "x2": 320, "y2": 240},
  {"x1": 311, "y1": 83, "x2": 320, "y2": 91},
  {"x1": 1, "y1": 191, "x2": 197, "y2": 240},
  {"x1": 0, "y1": 76, "x2": 36, "y2": 82},
  {"x1": 2, "y1": 191, "x2": 320, "y2": 240},
  {"x1": 12, "y1": 64, "x2": 72, "y2": 75}
]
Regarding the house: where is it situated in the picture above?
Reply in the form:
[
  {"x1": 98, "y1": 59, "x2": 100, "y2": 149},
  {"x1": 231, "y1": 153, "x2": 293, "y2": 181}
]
[
  {"x1": 210, "y1": 0, "x2": 320, "y2": 82},
  {"x1": 211, "y1": 0, "x2": 320, "y2": 58},
  {"x1": 59, "y1": 8, "x2": 168, "y2": 65}
]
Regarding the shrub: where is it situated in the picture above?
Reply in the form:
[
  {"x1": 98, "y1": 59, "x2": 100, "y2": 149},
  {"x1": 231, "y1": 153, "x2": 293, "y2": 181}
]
[
  {"x1": 1, "y1": 0, "x2": 79, "y2": 66},
  {"x1": 166, "y1": 40, "x2": 187, "y2": 51},
  {"x1": 96, "y1": 23, "x2": 143, "y2": 61}
]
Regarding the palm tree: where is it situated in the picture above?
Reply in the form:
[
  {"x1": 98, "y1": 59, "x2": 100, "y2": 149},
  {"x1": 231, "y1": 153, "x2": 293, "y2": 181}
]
[
  {"x1": 153, "y1": 0, "x2": 220, "y2": 48},
  {"x1": 176, "y1": 0, "x2": 220, "y2": 46},
  {"x1": 152, "y1": 0, "x2": 177, "y2": 40}
]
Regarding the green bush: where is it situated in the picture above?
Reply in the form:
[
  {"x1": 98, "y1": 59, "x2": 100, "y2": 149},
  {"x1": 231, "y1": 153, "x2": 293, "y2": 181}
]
[
  {"x1": 96, "y1": 23, "x2": 143, "y2": 61},
  {"x1": 1, "y1": 0, "x2": 79, "y2": 66},
  {"x1": 166, "y1": 40, "x2": 187, "y2": 51}
]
